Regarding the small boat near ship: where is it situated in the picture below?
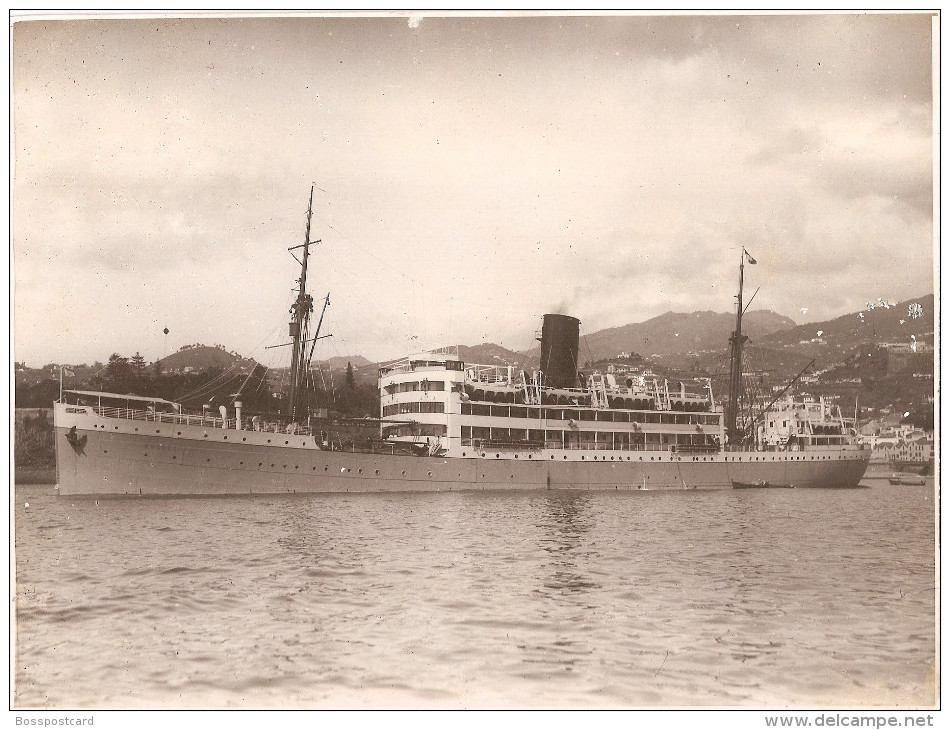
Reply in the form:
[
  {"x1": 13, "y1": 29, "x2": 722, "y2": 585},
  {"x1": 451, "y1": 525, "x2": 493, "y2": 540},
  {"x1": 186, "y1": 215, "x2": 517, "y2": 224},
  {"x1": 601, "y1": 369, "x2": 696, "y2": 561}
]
[
  {"x1": 53, "y1": 190, "x2": 871, "y2": 496},
  {"x1": 888, "y1": 475, "x2": 927, "y2": 486},
  {"x1": 732, "y1": 481, "x2": 794, "y2": 489}
]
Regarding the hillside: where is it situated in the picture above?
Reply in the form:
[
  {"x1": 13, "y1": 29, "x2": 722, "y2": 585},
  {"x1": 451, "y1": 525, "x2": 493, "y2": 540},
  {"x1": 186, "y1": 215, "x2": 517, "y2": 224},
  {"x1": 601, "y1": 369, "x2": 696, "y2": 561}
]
[
  {"x1": 456, "y1": 343, "x2": 530, "y2": 368},
  {"x1": 316, "y1": 355, "x2": 372, "y2": 370},
  {"x1": 577, "y1": 309, "x2": 796, "y2": 362},
  {"x1": 761, "y1": 294, "x2": 934, "y2": 350},
  {"x1": 159, "y1": 345, "x2": 246, "y2": 372}
]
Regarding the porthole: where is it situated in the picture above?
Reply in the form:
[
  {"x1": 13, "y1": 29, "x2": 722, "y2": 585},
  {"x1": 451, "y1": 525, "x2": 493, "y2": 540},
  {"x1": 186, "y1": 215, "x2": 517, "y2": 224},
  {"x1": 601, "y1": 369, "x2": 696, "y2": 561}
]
[
  {"x1": 177, "y1": 431, "x2": 182, "y2": 436},
  {"x1": 155, "y1": 429, "x2": 161, "y2": 434},
  {"x1": 134, "y1": 428, "x2": 138, "y2": 432},
  {"x1": 295, "y1": 465, "x2": 299, "y2": 469},
  {"x1": 495, "y1": 454, "x2": 500, "y2": 458},
  {"x1": 402, "y1": 470, "x2": 406, "y2": 476},
  {"x1": 267, "y1": 439, "x2": 271, "y2": 443},
  {"x1": 324, "y1": 466, "x2": 328, "y2": 471},
  {"x1": 514, "y1": 454, "x2": 519, "y2": 459},
  {"x1": 224, "y1": 436, "x2": 228, "y2": 440},
  {"x1": 242, "y1": 437, "x2": 247, "y2": 442},
  {"x1": 285, "y1": 441, "x2": 289, "y2": 445},
  {"x1": 172, "y1": 455, "x2": 177, "y2": 460},
  {"x1": 375, "y1": 469, "x2": 380, "y2": 475},
  {"x1": 427, "y1": 471, "x2": 432, "y2": 476},
  {"x1": 259, "y1": 462, "x2": 263, "y2": 467},
  {"x1": 358, "y1": 469, "x2": 363, "y2": 474}
]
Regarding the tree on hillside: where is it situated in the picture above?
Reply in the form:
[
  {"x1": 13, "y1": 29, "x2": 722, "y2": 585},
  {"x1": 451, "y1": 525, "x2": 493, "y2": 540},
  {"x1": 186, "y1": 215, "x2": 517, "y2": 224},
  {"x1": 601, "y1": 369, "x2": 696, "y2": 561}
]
[
  {"x1": 345, "y1": 361, "x2": 355, "y2": 389},
  {"x1": 130, "y1": 352, "x2": 147, "y2": 387},
  {"x1": 105, "y1": 354, "x2": 131, "y2": 392}
]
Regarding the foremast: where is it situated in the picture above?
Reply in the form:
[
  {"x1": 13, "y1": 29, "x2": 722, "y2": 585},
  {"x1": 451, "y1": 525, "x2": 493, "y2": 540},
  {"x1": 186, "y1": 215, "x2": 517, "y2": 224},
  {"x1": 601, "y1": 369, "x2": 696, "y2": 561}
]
[{"x1": 287, "y1": 187, "x2": 319, "y2": 423}]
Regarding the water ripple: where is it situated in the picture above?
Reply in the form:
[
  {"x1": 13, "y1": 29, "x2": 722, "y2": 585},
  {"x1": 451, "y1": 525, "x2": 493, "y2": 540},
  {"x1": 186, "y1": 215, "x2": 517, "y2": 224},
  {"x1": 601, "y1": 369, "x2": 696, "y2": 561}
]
[{"x1": 13, "y1": 482, "x2": 936, "y2": 708}]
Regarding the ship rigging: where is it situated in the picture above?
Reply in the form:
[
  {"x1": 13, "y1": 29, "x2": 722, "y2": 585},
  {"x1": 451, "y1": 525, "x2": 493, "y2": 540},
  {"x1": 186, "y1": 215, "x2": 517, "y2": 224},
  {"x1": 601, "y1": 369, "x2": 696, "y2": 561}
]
[{"x1": 267, "y1": 186, "x2": 332, "y2": 423}]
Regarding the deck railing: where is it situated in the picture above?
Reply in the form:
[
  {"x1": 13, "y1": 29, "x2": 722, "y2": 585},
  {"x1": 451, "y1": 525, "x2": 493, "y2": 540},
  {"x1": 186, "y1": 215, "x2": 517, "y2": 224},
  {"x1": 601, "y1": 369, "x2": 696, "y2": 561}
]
[{"x1": 90, "y1": 405, "x2": 319, "y2": 437}]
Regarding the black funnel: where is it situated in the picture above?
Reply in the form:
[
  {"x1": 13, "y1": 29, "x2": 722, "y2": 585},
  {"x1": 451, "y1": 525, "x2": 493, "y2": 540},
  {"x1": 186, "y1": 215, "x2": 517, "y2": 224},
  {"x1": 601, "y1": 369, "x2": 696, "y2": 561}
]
[{"x1": 540, "y1": 314, "x2": 580, "y2": 389}]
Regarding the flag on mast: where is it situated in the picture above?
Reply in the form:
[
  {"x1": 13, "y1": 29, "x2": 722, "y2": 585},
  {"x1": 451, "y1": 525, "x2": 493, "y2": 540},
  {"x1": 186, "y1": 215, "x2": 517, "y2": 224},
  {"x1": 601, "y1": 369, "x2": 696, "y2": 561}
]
[{"x1": 743, "y1": 249, "x2": 757, "y2": 265}]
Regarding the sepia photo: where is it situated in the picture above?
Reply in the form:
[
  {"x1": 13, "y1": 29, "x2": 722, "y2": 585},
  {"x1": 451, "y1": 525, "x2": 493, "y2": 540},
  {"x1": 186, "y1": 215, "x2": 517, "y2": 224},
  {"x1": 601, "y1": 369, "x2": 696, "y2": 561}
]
[{"x1": 12, "y1": 11, "x2": 937, "y2": 714}]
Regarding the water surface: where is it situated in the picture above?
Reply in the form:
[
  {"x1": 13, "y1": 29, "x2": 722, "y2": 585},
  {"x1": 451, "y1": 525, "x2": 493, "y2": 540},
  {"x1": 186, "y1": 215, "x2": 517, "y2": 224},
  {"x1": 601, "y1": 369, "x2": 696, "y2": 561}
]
[{"x1": 14, "y1": 479, "x2": 936, "y2": 708}]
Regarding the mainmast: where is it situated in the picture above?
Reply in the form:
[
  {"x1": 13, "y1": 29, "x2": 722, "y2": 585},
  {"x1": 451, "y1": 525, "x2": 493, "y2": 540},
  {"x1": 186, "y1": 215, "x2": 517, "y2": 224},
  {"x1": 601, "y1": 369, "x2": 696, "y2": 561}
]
[
  {"x1": 726, "y1": 249, "x2": 752, "y2": 443},
  {"x1": 287, "y1": 187, "x2": 318, "y2": 422}
]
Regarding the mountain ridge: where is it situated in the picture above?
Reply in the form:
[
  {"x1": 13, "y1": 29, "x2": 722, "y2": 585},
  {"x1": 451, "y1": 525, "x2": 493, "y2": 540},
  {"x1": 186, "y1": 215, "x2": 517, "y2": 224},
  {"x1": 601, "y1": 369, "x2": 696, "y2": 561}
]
[{"x1": 79, "y1": 294, "x2": 933, "y2": 377}]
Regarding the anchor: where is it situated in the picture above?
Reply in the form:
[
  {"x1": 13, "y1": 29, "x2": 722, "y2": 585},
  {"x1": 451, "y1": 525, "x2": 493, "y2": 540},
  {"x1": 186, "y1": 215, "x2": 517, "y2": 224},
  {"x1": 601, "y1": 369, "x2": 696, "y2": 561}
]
[{"x1": 65, "y1": 425, "x2": 87, "y2": 455}]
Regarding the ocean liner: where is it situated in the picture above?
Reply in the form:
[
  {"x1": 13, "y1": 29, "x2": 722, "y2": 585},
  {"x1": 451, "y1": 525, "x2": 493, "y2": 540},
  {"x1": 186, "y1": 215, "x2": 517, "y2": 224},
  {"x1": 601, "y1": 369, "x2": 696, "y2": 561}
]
[{"x1": 53, "y1": 191, "x2": 870, "y2": 496}]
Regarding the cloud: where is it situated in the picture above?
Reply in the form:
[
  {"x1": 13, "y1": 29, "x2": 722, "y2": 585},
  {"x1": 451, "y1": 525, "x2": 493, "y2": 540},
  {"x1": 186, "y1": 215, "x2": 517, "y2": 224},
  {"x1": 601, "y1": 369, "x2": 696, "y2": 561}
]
[{"x1": 12, "y1": 13, "x2": 935, "y2": 365}]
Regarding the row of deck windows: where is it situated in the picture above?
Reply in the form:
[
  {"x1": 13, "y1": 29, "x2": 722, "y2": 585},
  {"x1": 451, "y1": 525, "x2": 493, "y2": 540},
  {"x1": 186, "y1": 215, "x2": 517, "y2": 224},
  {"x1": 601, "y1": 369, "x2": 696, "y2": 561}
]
[
  {"x1": 382, "y1": 402, "x2": 446, "y2": 417},
  {"x1": 461, "y1": 403, "x2": 720, "y2": 425},
  {"x1": 804, "y1": 436, "x2": 849, "y2": 446},
  {"x1": 382, "y1": 380, "x2": 447, "y2": 395},
  {"x1": 460, "y1": 426, "x2": 718, "y2": 450},
  {"x1": 383, "y1": 423, "x2": 448, "y2": 438}
]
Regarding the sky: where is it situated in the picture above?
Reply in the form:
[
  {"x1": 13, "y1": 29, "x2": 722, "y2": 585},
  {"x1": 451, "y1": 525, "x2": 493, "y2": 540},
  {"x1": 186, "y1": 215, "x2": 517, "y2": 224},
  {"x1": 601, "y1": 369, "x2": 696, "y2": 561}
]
[{"x1": 12, "y1": 12, "x2": 936, "y2": 370}]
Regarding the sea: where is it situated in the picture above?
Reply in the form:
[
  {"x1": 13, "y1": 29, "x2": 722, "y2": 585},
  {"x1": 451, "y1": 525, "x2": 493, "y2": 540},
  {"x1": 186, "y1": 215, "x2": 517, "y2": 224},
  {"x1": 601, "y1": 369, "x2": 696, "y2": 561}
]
[{"x1": 13, "y1": 475, "x2": 937, "y2": 710}]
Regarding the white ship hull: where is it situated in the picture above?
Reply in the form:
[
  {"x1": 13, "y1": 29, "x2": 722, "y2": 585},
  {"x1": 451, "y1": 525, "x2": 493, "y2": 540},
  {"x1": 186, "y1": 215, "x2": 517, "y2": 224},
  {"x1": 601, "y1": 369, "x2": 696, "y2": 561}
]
[{"x1": 54, "y1": 403, "x2": 871, "y2": 496}]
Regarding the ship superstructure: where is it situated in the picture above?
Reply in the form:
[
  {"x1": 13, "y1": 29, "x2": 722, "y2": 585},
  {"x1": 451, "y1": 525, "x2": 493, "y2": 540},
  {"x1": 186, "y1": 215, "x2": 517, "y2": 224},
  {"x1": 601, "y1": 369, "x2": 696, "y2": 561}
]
[{"x1": 377, "y1": 318, "x2": 722, "y2": 460}]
